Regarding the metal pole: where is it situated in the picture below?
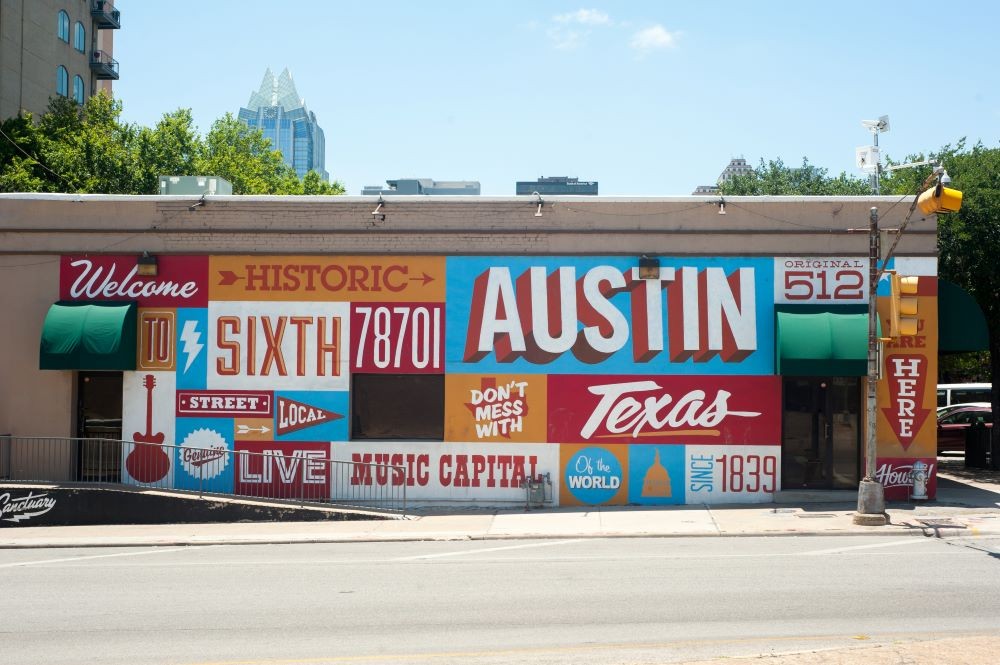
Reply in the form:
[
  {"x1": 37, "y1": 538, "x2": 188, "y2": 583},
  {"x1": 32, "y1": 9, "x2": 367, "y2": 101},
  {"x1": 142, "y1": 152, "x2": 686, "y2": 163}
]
[
  {"x1": 873, "y1": 132, "x2": 880, "y2": 195},
  {"x1": 854, "y1": 206, "x2": 887, "y2": 525}
]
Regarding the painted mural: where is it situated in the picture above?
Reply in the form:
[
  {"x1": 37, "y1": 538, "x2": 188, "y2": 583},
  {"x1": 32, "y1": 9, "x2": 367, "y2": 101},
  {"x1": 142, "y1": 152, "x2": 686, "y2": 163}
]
[{"x1": 57, "y1": 253, "x2": 939, "y2": 506}]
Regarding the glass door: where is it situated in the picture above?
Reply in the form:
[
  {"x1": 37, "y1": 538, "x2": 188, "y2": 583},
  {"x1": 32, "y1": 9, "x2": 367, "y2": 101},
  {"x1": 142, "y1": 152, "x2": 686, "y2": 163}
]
[
  {"x1": 782, "y1": 377, "x2": 860, "y2": 489},
  {"x1": 76, "y1": 371, "x2": 123, "y2": 481}
]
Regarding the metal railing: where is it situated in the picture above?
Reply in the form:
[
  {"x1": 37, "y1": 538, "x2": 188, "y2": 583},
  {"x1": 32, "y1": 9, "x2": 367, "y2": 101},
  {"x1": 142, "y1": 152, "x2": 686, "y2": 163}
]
[
  {"x1": 0, "y1": 436, "x2": 406, "y2": 514},
  {"x1": 89, "y1": 50, "x2": 119, "y2": 79},
  {"x1": 90, "y1": 0, "x2": 121, "y2": 29}
]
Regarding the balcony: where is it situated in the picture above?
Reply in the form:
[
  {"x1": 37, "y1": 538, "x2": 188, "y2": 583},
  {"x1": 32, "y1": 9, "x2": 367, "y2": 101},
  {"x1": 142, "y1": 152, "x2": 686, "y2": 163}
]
[
  {"x1": 90, "y1": 50, "x2": 119, "y2": 80},
  {"x1": 90, "y1": 0, "x2": 120, "y2": 29}
]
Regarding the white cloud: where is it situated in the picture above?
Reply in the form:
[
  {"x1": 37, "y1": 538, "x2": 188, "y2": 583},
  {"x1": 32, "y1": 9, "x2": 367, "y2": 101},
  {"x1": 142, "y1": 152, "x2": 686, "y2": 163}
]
[
  {"x1": 547, "y1": 27, "x2": 586, "y2": 51},
  {"x1": 630, "y1": 25, "x2": 679, "y2": 52},
  {"x1": 554, "y1": 9, "x2": 611, "y2": 26}
]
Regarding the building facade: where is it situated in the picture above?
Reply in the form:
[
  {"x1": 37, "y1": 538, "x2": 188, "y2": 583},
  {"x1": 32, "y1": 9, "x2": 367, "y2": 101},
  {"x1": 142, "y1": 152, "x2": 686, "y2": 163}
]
[
  {"x1": 361, "y1": 179, "x2": 480, "y2": 196},
  {"x1": 0, "y1": 0, "x2": 120, "y2": 120},
  {"x1": 516, "y1": 177, "x2": 598, "y2": 196},
  {"x1": 238, "y1": 69, "x2": 328, "y2": 181},
  {"x1": 0, "y1": 195, "x2": 942, "y2": 507}
]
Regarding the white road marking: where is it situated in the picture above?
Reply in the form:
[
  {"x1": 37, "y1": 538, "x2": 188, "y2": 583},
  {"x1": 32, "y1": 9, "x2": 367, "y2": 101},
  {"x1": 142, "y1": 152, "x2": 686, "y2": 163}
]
[
  {"x1": 391, "y1": 538, "x2": 587, "y2": 561},
  {"x1": 0, "y1": 547, "x2": 191, "y2": 569},
  {"x1": 800, "y1": 538, "x2": 934, "y2": 556}
]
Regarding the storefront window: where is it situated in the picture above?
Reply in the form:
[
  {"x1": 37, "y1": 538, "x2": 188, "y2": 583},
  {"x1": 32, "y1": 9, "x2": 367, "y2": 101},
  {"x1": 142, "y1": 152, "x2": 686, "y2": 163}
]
[{"x1": 351, "y1": 374, "x2": 444, "y2": 440}]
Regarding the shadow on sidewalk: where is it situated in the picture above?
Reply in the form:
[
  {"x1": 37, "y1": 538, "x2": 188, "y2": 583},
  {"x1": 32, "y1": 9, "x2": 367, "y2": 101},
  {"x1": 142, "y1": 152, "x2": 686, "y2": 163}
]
[{"x1": 937, "y1": 455, "x2": 1000, "y2": 485}]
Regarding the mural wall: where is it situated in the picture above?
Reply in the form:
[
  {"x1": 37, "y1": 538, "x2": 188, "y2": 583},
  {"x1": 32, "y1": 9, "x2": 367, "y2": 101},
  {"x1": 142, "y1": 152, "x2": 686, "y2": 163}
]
[{"x1": 58, "y1": 253, "x2": 939, "y2": 506}]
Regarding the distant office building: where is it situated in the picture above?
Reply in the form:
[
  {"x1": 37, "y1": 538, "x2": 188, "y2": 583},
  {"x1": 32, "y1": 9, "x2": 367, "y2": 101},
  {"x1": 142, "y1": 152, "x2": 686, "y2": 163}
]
[
  {"x1": 516, "y1": 176, "x2": 598, "y2": 196},
  {"x1": 1, "y1": 0, "x2": 120, "y2": 120},
  {"x1": 718, "y1": 158, "x2": 753, "y2": 184},
  {"x1": 692, "y1": 158, "x2": 755, "y2": 195},
  {"x1": 362, "y1": 179, "x2": 480, "y2": 196},
  {"x1": 238, "y1": 68, "x2": 328, "y2": 181}
]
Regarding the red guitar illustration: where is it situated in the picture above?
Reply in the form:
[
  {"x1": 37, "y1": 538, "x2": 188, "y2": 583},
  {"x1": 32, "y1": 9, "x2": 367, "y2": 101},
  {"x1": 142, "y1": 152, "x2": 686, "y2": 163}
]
[{"x1": 125, "y1": 374, "x2": 170, "y2": 483}]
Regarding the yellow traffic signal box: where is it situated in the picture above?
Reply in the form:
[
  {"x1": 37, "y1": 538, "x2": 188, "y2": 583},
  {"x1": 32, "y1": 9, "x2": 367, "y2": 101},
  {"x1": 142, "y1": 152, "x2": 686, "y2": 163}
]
[
  {"x1": 917, "y1": 186, "x2": 962, "y2": 215},
  {"x1": 889, "y1": 274, "x2": 920, "y2": 337}
]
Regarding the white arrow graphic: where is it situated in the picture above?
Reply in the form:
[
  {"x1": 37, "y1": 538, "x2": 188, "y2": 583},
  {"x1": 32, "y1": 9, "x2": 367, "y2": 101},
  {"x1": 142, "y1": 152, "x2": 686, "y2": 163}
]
[{"x1": 237, "y1": 425, "x2": 271, "y2": 435}]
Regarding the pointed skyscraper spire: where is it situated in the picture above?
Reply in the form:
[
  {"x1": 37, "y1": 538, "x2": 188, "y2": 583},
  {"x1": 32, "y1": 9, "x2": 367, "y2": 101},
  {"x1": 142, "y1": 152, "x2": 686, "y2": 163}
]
[
  {"x1": 246, "y1": 68, "x2": 276, "y2": 110},
  {"x1": 237, "y1": 68, "x2": 328, "y2": 182},
  {"x1": 275, "y1": 68, "x2": 302, "y2": 110}
]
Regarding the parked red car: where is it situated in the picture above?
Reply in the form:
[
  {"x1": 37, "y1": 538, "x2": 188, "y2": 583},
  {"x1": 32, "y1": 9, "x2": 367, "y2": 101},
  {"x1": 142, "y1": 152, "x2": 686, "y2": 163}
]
[{"x1": 937, "y1": 404, "x2": 993, "y2": 453}]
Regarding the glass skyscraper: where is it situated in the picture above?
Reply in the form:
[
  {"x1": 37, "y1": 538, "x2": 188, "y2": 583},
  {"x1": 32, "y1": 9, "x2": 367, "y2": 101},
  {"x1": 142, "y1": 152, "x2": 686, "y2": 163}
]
[{"x1": 238, "y1": 68, "x2": 328, "y2": 181}]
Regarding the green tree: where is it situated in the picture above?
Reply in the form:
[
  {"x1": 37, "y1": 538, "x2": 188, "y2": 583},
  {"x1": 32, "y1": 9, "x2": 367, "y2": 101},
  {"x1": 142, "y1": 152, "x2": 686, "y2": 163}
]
[
  {"x1": 302, "y1": 169, "x2": 345, "y2": 195},
  {"x1": 0, "y1": 113, "x2": 51, "y2": 191},
  {"x1": 719, "y1": 157, "x2": 873, "y2": 196},
  {"x1": 195, "y1": 113, "x2": 298, "y2": 194},
  {"x1": 0, "y1": 95, "x2": 346, "y2": 195},
  {"x1": 43, "y1": 93, "x2": 144, "y2": 193},
  {"x1": 882, "y1": 141, "x2": 1000, "y2": 423},
  {"x1": 136, "y1": 108, "x2": 203, "y2": 193}
]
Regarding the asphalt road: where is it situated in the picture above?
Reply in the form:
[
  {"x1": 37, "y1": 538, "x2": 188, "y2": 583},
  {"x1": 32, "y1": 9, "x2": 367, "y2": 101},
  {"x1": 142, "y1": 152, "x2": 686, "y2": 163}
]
[{"x1": 2, "y1": 536, "x2": 1000, "y2": 665}]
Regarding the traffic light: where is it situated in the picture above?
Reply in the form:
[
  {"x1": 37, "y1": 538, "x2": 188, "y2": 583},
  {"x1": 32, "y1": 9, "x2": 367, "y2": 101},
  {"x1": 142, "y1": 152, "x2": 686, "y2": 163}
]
[
  {"x1": 889, "y1": 273, "x2": 920, "y2": 337},
  {"x1": 917, "y1": 182, "x2": 962, "y2": 215}
]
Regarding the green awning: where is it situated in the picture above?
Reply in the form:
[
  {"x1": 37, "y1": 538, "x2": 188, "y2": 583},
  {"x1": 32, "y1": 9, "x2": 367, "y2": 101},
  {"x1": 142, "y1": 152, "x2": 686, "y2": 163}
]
[
  {"x1": 776, "y1": 307, "x2": 875, "y2": 376},
  {"x1": 938, "y1": 279, "x2": 989, "y2": 354},
  {"x1": 39, "y1": 301, "x2": 137, "y2": 370}
]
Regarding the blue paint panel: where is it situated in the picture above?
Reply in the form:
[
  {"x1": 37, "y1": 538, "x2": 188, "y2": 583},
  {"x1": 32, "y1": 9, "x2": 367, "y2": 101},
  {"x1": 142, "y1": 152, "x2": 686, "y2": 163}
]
[
  {"x1": 273, "y1": 390, "x2": 349, "y2": 441},
  {"x1": 876, "y1": 257, "x2": 895, "y2": 296},
  {"x1": 564, "y1": 446, "x2": 623, "y2": 505},
  {"x1": 446, "y1": 256, "x2": 774, "y2": 375},
  {"x1": 627, "y1": 445, "x2": 686, "y2": 505},
  {"x1": 174, "y1": 417, "x2": 234, "y2": 493},
  {"x1": 175, "y1": 308, "x2": 208, "y2": 389}
]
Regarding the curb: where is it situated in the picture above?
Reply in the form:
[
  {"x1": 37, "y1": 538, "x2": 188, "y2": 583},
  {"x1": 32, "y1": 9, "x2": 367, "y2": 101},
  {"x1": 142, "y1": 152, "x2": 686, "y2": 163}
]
[{"x1": 3, "y1": 524, "x2": 996, "y2": 549}]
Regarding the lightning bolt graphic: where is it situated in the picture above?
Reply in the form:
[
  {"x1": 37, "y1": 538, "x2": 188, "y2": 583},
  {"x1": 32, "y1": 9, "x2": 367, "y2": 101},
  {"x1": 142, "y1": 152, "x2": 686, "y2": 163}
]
[{"x1": 180, "y1": 320, "x2": 204, "y2": 373}]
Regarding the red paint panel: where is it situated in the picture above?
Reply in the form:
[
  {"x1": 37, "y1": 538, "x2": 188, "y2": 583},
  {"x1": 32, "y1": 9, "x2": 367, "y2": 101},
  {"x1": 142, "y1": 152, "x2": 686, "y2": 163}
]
[
  {"x1": 60, "y1": 255, "x2": 208, "y2": 307},
  {"x1": 877, "y1": 457, "x2": 937, "y2": 501},
  {"x1": 234, "y1": 441, "x2": 331, "y2": 499},
  {"x1": 176, "y1": 390, "x2": 273, "y2": 418},
  {"x1": 351, "y1": 303, "x2": 445, "y2": 373},
  {"x1": 548, "y1": 375, "x2": 781, "y2": 445}
]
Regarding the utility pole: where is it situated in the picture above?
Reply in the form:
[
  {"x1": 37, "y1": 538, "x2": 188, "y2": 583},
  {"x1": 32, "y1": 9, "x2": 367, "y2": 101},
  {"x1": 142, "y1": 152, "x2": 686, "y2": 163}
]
[
  {"x1": 851, "y1": 166, "x2": 959, "y2": 525},
  {"x1": 854, "y1": 206, "x2": 887, "y2": 525}
]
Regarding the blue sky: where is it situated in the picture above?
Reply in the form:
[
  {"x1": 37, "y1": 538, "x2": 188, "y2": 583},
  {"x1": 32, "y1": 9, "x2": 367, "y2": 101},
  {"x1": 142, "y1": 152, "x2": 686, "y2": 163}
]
[{"x1": 114, "y1": 1, "x2": 998, "y2": 196}]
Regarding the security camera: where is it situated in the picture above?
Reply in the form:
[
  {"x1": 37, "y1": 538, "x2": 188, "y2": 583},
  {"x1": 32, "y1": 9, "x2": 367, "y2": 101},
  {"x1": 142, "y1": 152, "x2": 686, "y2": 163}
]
[{"x1": 861, "y1": 115, "x2": 890, "y2": 133}]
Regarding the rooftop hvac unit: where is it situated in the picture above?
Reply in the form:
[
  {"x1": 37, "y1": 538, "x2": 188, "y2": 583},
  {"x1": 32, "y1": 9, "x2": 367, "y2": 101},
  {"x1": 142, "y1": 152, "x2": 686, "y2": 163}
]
[{"x1": 157, "y1": 176, "x2": 233, "y2": 196}]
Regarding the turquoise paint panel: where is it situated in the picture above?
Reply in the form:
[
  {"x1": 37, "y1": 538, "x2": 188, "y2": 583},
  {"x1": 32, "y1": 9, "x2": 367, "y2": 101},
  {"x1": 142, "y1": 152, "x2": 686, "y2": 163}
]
[
  {"x1": 627, "y1": 445, "x2": 686, "y2": 505},
  {"x1": 446, "y1": 256, "x2": 774, "y2": 375}
]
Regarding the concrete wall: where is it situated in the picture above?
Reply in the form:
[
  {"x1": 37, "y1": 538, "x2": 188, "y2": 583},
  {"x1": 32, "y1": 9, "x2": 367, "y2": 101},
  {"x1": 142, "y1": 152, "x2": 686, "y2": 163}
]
[
  {"x1": 0, "y1": 254, "x2": 72, "y2": 438},
  {"x1": 0, "y1": 194, "x2": 938, "y2": 256}
]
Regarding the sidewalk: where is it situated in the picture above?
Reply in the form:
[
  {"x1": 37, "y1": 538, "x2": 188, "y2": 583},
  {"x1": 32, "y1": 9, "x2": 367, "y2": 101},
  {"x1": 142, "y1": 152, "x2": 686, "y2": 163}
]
[{"x1": 2, "y1": 466, "x2": 999, "y2": 549}]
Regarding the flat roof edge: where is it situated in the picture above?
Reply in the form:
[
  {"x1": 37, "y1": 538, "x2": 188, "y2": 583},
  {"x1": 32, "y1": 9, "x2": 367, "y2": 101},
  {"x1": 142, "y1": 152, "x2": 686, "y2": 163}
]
[{"x1": 0, "y1": 193, "x2": 911, "y2": 204}]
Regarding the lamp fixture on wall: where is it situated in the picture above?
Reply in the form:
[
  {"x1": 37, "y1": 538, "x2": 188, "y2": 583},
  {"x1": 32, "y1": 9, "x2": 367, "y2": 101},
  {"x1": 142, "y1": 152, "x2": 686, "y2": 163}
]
[
  {"x1": 638, "y1": 255, "x2": 660, "y2": 280},
  {"x1": 533, "y1": 192, "x2": 544, "y2": 217},
  {"x1": 717, "y1": 198, "x2": 727, "y2": 215},
  {"x1": 371, "y1": 196, "x2": 386, "y2": 222},
  {"x1": 136, "y1": 252, "x2": 158, "y2": 277}
]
